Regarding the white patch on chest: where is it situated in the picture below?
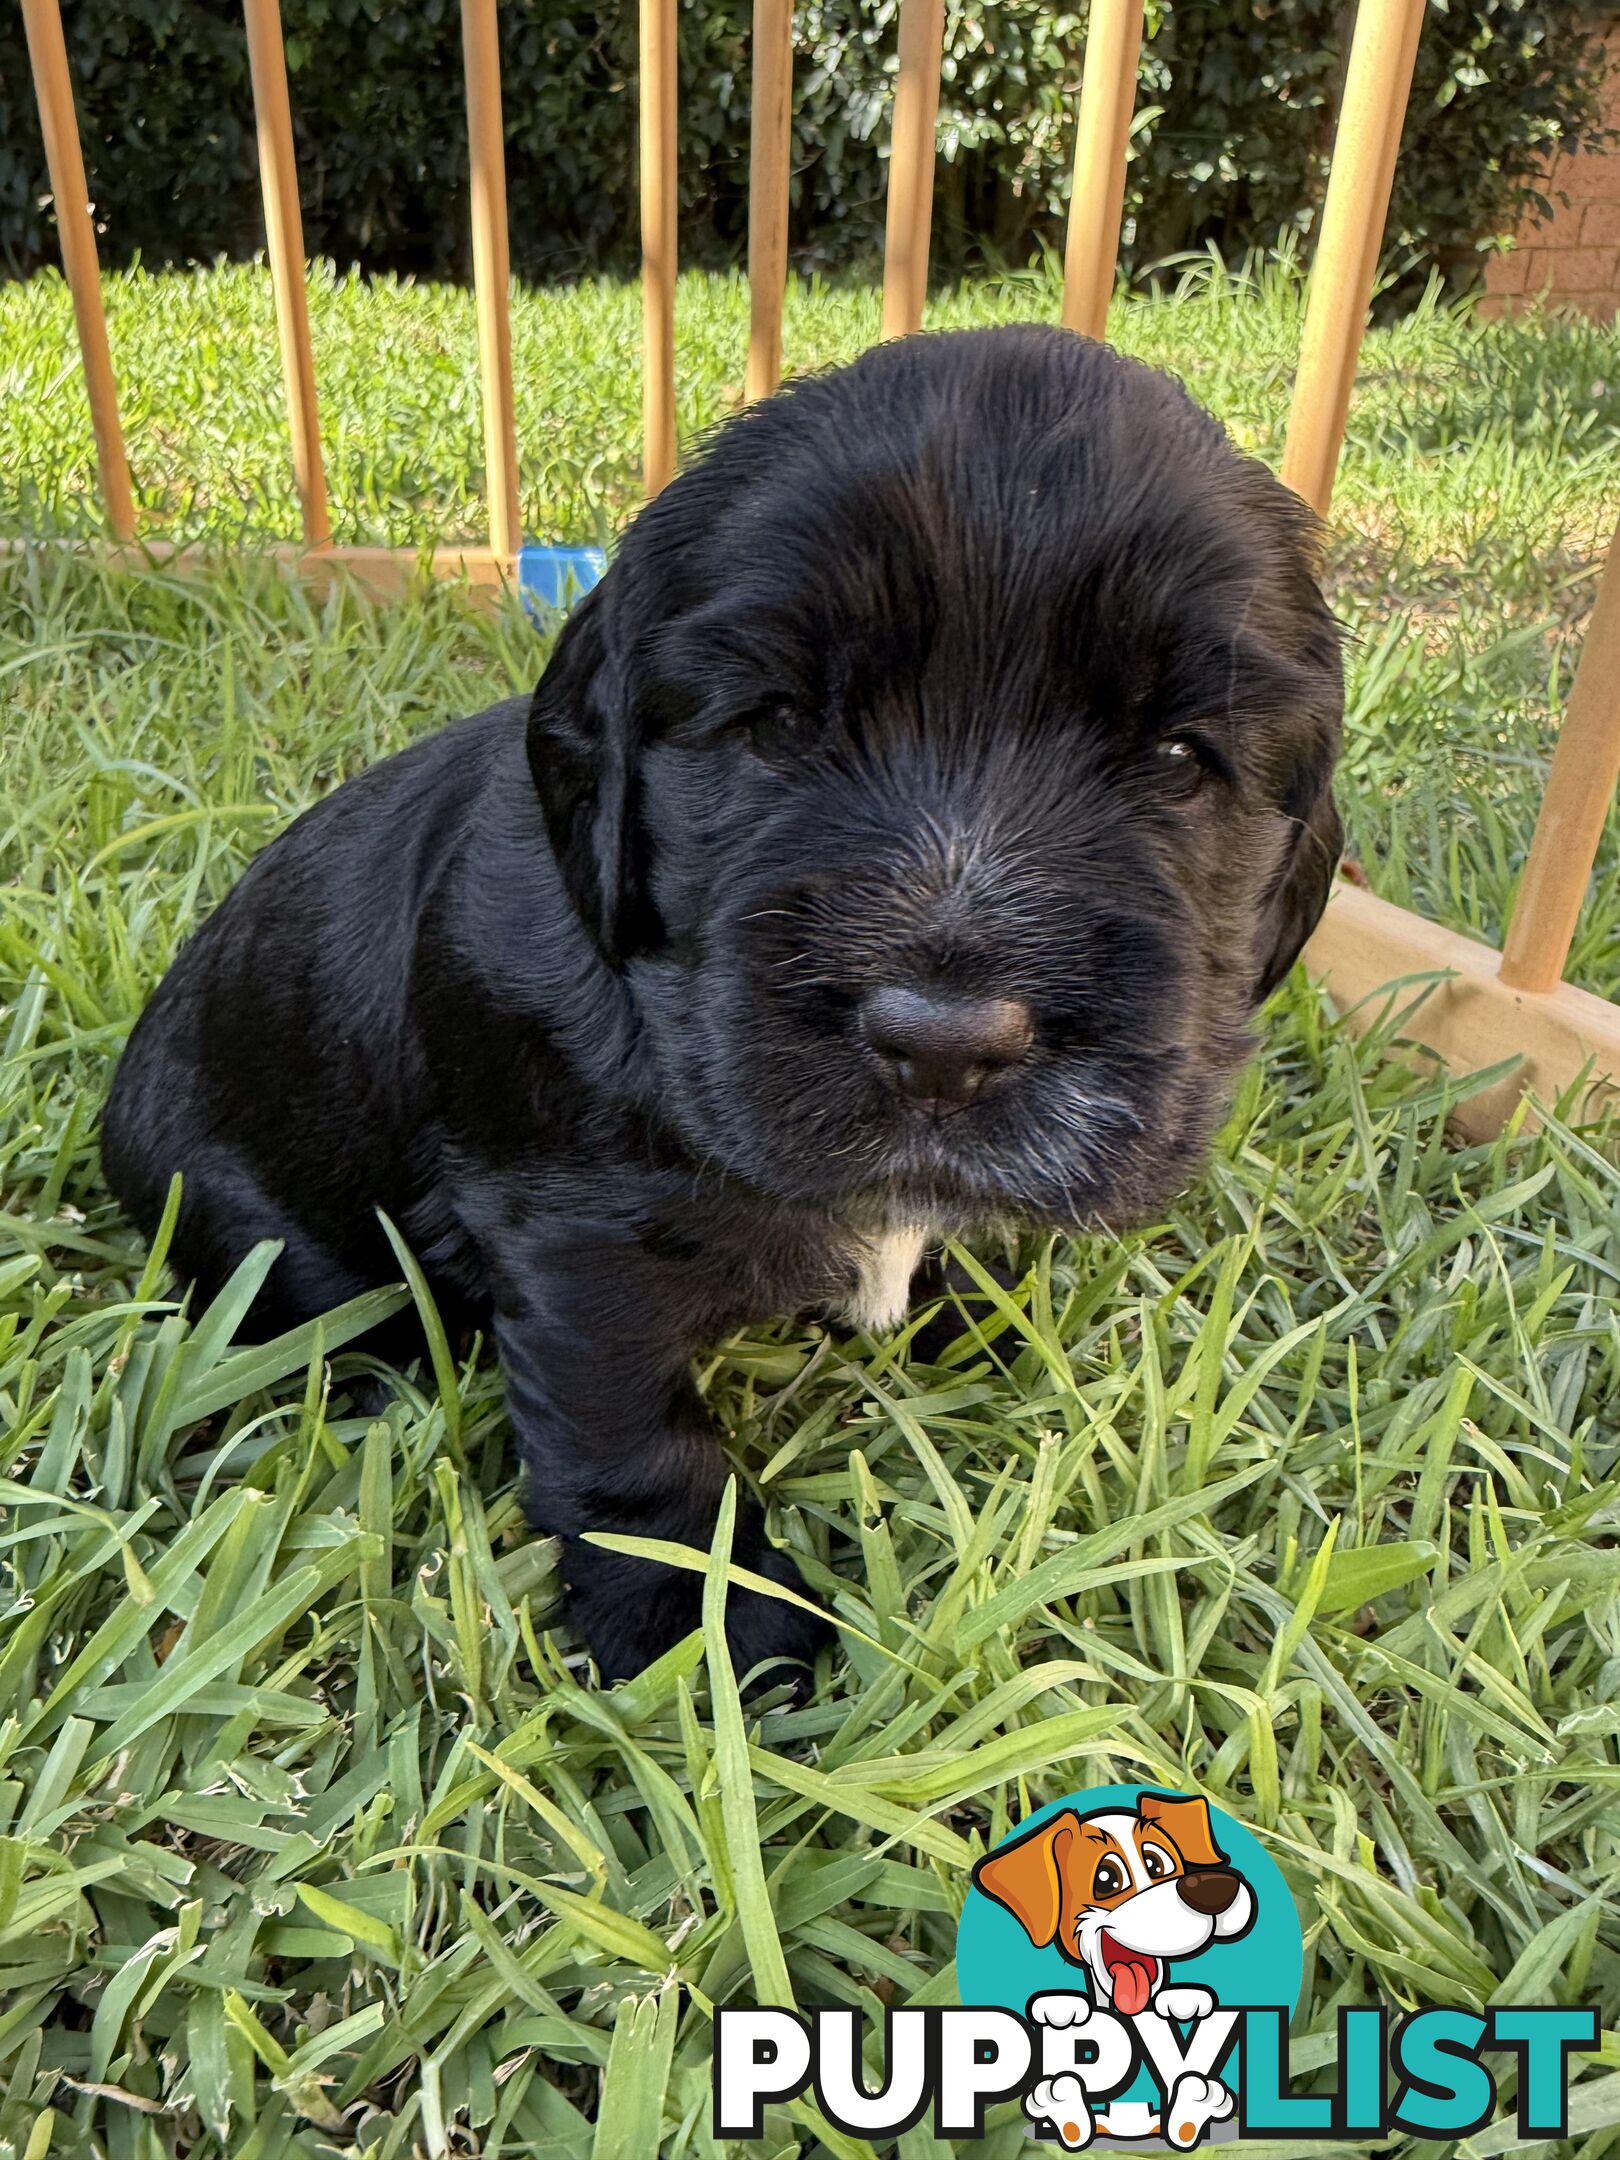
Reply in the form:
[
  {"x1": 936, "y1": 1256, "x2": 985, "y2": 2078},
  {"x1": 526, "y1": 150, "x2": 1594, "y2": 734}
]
[{"x1": 846, "y1": 1225, "x2": 931, "y2": 1333}]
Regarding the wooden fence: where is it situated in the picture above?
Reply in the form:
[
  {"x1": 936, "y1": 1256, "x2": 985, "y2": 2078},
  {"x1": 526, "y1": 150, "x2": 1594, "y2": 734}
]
[{"x1": 16, "y1": 0, "x2": 1620, "y2": 1139}]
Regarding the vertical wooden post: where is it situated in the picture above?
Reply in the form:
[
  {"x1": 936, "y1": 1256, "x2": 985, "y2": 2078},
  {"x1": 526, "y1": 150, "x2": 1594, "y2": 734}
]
[
  {"x1": 640, "y1": 0, "x2": 679, "y2": 496},
  {"x1": 1499, "y1": 517, "x2": 1620, "y2": 994},
  {"x1": 1060, "y1": 0, "x2": 1145, "y2": 342},
  {"x1": 20, "y1": 0, "x2": 136, "y2": 540},
  {"x1": 1280, "y1": 0, "x2": 1424, "y2": 516},
  {"x1": 461, "y1": 0, "x2": 522, "y2": 558},
  {"x1": 746, "y1": 0, "x2": 794, "y2": 403},
  {"x1": 879, "y1": 0, "x2": 945, "y2": 342},
  {"x1": 243, "y1": 0, "x2": 329, "y2": 547}
]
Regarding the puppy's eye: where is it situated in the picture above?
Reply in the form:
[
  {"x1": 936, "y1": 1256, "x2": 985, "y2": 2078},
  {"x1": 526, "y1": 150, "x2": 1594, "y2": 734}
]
[
  {"x1": 739, "y1": 703, "x2": 817, "y2": 760},
  {"x1": 1141, "y1": 1844, "x2": 1174, "y2": 1880},
  {"x1": 1093, "y1": 1856, "x2": 1128, "y2": 1898},
  {"x1": 1155, "y1": 733, "x2": 1228, "y2": 792},
  {"x1": 1157, "y1": 736, "x2": 1204, "y2": 776}
]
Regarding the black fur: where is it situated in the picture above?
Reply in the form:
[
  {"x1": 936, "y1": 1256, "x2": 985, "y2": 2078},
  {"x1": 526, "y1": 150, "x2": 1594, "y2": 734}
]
[{"x1": 101, "y1": 326, "x2": 1343, "y2": 1682}]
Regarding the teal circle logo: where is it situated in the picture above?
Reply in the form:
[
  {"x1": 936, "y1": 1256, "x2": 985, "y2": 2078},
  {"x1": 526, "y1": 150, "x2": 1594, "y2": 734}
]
[{"x1": 956, "y1": 1785, "x2": 1302, "y2": 2148}]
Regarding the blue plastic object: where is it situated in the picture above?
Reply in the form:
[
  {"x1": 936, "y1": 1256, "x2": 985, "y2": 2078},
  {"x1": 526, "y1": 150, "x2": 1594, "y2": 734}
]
[{"x1": 518, "y1": 543, "x2": 607, "y2": 614}]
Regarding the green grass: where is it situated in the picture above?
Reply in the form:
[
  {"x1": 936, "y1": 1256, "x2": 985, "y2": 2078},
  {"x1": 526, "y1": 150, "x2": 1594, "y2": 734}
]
[{"x1": 1, "y1": 258, "x2": 1619, "y2": 2158}]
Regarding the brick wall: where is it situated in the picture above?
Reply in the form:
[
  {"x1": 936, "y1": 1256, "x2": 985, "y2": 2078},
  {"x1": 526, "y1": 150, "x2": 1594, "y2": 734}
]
[{"x1": 1481, "y1": 23, "x2": 1620, "y2": 321}]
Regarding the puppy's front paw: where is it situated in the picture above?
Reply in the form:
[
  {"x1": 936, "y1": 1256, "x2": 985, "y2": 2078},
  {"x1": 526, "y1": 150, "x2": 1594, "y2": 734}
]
[
  {"x1": 722, "y1": 1541, "x2": 835, "y2": 1693},
  {"x1": 562, "y1": 1533, "x2": 831, "y2": 1691},
  {"x1": 563, "y1": 1537, "x2": 701, "y2": 1682}
]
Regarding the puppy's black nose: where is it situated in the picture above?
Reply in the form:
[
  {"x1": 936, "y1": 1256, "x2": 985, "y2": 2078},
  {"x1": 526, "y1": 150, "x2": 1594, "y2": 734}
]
[
  {"x1": 860, "y1": 987, "x2": 1033, "y2": 1110},
  {"x1": 1179, "y1": 1869, "x2": 1242, "y2": 1916}
]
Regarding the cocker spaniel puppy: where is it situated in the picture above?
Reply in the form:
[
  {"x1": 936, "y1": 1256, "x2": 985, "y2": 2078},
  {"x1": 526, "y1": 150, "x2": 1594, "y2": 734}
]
[{"x1": 103, "y1": 325, "x2": 1343, "y2": 1682}]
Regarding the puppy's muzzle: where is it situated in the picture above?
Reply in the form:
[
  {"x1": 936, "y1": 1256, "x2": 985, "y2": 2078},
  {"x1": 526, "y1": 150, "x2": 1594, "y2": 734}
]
[
  {"x1": 1178, "y1": 1868, "x2": 1243, "y2": 1917},
  {"x1": 859, "y1": 987, "x2": 1033, "y2": 1113}
]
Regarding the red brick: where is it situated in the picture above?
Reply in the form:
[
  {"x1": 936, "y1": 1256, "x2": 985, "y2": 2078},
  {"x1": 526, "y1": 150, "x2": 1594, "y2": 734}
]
[
  {"x1": 1456, "y1": 20, "x2": 1620, "y2": 320},
  {"x1": 1556, "y1": 154, "x2": 1618, "y2": 205},
  {"x1": 1484, "y1": 247, "x2": 1532, "y2": 294},
  {"x1": 1582, "y1": 200, "x2": 1620, "y2": 247},
  {"x1": 1480, "y1": 248, "x2": 1549, "y2": 316},
  {"x1": 1523, "y1": 195, "x2": 1591, "y2": 246},
  {"x1": 1545, "y1": 244, "x2": 1620, "y2": 295}
]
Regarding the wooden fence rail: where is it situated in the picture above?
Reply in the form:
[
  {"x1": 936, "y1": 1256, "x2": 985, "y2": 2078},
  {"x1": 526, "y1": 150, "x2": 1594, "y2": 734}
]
[
  {"x1": 746, "y1": 0, "x2": 795, "y2": 403},
  {"x1": 1280, "y1": 0, "x2": 1425, "y2": 515},
  {"x1": 639, "y1": 0, "x2": 679, "y2": 496},
  {"x1": 243, "y1": 0, "x2": 329, "y2": 548},
  {"x1": 880, "y1": 0, "x2": 946, "y2": 341},
  {"x1": 1062, "y1": 0, "x2": 1146, "y2": 342},
  {"x1": 19, "y1": 0, "x2": 136, "y2": 540},
  {"x1": 462, "y1": 0, "x2": 523, "y2": 556}
]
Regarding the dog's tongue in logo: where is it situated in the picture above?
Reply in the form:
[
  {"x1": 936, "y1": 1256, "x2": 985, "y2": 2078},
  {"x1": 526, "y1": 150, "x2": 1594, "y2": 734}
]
[{"x1": 1102, "y1": 1934, "x2": 1160, "y2": 2017}]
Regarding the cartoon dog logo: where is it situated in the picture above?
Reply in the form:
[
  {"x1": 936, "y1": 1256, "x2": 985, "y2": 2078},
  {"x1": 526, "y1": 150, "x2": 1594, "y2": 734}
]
[{"x1": 972, "y1": 1792, "x2": 1255, "y2": 2149}]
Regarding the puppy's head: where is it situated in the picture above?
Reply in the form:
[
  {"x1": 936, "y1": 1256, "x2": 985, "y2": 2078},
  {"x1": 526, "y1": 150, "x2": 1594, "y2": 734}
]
[
  {"x1": 973, "y1": 1794, "x2": 1255, "y2": 2010},
  {"x1": 529, "y1": 326, "x2": 1342, "y2": 1231}
]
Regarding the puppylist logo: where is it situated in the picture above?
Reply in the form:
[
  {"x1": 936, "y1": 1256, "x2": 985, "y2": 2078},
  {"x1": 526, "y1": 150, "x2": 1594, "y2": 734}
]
[
  {"x1": 963, "y1": 1785, "x2": 1267, "y2": 2147},
  {"x1": 714, "y1": 1784, "x2": 1597, "y2": 2149}
]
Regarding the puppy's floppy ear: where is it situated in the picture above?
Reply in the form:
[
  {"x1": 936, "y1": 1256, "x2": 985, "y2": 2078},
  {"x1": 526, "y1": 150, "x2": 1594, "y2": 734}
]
[
  {"x1": 526, "y1": 584, "x2": 650, "y2": 964},
  {"x1": 1253, "y1": 750, "x2": 1343, "y2": 1004},
  {"x1": 972, "y1": 1811, "x2": 1082, "y2": 1948},
  {"x1": 1138, "y1": 1792, "x2": 1228, "y2": 1871}
]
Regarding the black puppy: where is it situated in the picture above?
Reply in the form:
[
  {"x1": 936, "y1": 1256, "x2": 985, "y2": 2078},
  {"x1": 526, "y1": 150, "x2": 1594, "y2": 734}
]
[{"x1": 102, "y1": 325, "x2": 1343, "y2": 1682}]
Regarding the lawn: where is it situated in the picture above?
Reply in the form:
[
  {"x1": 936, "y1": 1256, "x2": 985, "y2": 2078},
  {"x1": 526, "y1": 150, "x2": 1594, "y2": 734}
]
[{"x1": 1, "y1": 257, "x2": 1618, "y2": 2159}]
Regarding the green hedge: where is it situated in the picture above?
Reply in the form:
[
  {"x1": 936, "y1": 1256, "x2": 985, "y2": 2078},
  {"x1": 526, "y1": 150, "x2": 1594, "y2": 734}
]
[{"x1": 0, "y1": 1, "x2": 1607, "y2": 289}]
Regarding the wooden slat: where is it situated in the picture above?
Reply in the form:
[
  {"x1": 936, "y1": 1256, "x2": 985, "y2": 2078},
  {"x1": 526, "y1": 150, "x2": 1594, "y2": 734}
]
[
  {"x1": 1499, "y1": 513, "x2": 1620, "y2": 994},
  {"x1": 1060, "y1": 0, "x2": 1145, "y2": 342},
  {"x1": 746, "y1": 0, "x2": 794, "y2": 403},
  {"x1": 0, "y1": 535, "x2": 517, "y2": 603},
  {"x1": 460, "y1": 0, "x2": 523, "y2": 557},
  {"x1": 293, "y1": 543, "x2": 515, "y2": 602},
  {"x1": 1281, "y1": 0, "x2": 1424, "y2": 515},
  {"x1": 879, "y1": 0, "x2": 945, "y2": 342},
  {"x1": 639, "y1": 0, "x2": 679, "y2": 495},
  {"x1": 20, "y1": 0, "x2": 136, "y2": 541},
  {"x1": 243, "y1": 0, "x2": 330, "y2": 547},
  {"x1": 1307, "y1": 880, "x2": 1620, "y2": 1141}
]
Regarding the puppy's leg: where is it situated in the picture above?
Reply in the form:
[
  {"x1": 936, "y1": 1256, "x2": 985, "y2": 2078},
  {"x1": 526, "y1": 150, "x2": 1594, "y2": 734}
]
[
  {"x1": 491, "y1": 1244, "x2": 831, "y2": 1685},
  {"x1": 128, "y1": 1139, "x2": 381, "y2": 1339}
]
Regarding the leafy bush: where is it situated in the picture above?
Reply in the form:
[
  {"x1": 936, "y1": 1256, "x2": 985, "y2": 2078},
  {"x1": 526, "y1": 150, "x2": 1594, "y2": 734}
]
[{"x1": 0, "y1": 0, "x2": 1608, "y2": 288}]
